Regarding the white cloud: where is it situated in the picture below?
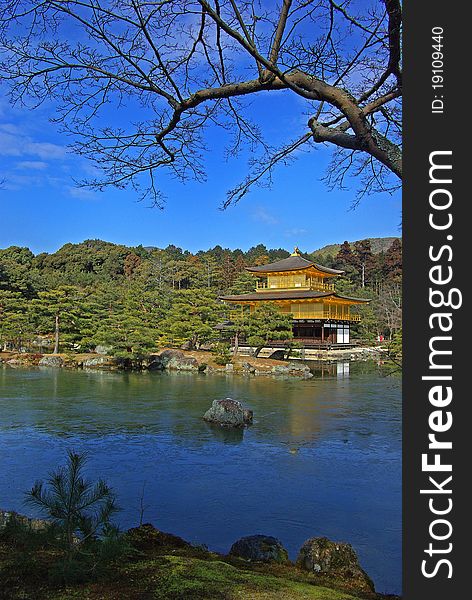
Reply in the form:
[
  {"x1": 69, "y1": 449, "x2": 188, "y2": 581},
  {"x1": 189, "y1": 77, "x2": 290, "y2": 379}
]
[
  {"x1": 251, "y1": 207, "x2": 278, "y2": 225},
  {"x1": 15, "y1": 160, "x2": 49, "y2": 170},
  {"x1": 0, "y1": 126, "x2": 67, "y2": 160},
  {"x1": 67, "y1": 186, "x2": 97, "y2": 200},
  {"x1": 285, "y1": 227, "x2": 308, "y2": 237}
]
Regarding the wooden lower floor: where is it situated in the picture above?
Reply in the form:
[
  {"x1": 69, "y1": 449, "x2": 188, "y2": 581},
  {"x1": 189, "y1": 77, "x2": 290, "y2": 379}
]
[
  {"x1": 225, "y1": 320, "x2": 355, "y2": 347},
  {"x1": 292, "y1": 320, "x2": 351, "y2": 344}
]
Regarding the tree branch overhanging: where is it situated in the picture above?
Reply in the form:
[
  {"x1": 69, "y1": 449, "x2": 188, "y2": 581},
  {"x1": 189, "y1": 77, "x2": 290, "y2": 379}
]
[{"x1": 0, "y1": 0, "x2": 402, "y2": 206}]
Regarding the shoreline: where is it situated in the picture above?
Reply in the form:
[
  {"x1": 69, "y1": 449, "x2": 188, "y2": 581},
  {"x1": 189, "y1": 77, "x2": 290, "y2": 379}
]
[
  {"x1": 0, "y1": 346, "x2": 388, "y2": 378},
  {"x1": 0, "y1": 509, "x2": 400, "y2": 600}
]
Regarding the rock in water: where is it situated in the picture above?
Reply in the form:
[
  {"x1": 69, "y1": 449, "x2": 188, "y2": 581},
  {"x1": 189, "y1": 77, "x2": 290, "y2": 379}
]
[
  {"x1": 83, "y1": 356, "x2": 114, "y2": 368},
  {"x1": 38, "y1": 355, "x2": 64, "y2": 368},
  {"x1": 229, "y1": 535, "x2": 288, "y2": 563},
  {"x1": 296, "y1": 537, "x2": 375, "y2": 592},
  {"x1": 271, "y1": 364, "x2": 313, "y2": 378},
  {"x1": 203, "y1": 398, "x2": 253, "y2": 428}
]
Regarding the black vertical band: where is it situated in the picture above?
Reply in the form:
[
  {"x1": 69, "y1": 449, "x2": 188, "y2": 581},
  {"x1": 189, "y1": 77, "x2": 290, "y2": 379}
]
[{"x1": 403, "y1": 2, "x2": 466, "y2": 598}]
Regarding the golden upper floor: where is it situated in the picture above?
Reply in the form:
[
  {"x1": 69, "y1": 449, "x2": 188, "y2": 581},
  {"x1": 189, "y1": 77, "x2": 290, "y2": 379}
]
[
  {"x1": 255, "y1": 273, "x2": 335, "y2": 292},
  {"x1": 246, "y1": 248, "x2": 342, "y2": 293}
]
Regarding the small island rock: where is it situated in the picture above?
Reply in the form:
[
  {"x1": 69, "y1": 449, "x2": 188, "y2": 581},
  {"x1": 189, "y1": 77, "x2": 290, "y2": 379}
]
[
  {"x1": 203, "y1": 398, "x2": 253, "y2": 428},
  {"x1": 296, "y1": 536, "x2": 374, "y2": 592},
  {"x1": 229, "y1": 535, "x2": 289, "y2": 563}
]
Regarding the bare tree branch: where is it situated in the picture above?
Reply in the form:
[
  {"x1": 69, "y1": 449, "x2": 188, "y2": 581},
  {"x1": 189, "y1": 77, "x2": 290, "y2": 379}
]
[{"x1": 0, "y1": 0, "x2": 402, "y2": 206}]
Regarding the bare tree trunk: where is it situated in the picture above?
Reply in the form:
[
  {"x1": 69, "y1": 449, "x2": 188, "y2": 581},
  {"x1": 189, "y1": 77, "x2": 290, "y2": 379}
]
[
  {"x1": 53, "y1": 315, "x2": 59, "y2": 354},
  {"x1": 361, "y1": 263, "x2": 365, "y2": 288}
]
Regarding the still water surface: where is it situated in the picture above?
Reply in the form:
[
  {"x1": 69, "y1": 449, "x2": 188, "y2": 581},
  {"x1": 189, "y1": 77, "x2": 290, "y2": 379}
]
[{"x1": 0, "y1": 363, "x2": 401, "y2": 594}]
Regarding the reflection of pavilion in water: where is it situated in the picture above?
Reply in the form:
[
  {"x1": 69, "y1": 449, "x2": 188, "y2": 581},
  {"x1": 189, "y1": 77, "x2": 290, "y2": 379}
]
[
  {"x1": 202, "y1": 361, "x2": 352, "y2": 445},
  {"x1": 309, "y1": 361, "x2": 350, "y2": 379},
  {"x1": 283, "y1": 361, "x2": 352, "y2": 442}
]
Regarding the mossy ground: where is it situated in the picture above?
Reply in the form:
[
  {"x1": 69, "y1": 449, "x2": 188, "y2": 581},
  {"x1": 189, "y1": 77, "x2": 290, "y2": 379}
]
[{"x1": 0, "y1": 525, "x2": 399, "y2": 600}]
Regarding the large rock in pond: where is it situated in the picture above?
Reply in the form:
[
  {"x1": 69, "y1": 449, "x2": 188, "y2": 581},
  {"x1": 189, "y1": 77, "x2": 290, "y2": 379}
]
[
  {"x1": 82, "y1": 356, "x2": 115, "y2": 369},
  {"x1": 296, "y1": 537, "x2": 374, "y2": 592},
  {"x1": 203, "y1": 398, "x2": 253, "y2": 428},
  {"x1": 38, "y1": 355, "x2": 64, "y2": 368},
  {"x1": 271, "y1": 363, "x2": 312, "y2": 378},
  {"x1": 229, "y1": 535, "x2": 288, "y2": 563}
]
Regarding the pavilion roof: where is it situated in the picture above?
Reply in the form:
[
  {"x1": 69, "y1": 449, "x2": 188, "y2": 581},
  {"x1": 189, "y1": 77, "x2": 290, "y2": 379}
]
[
  {"x1": 245, "y1": 254, "x2": 343, "y2": 275},
  {"x1": 220, "y1": 290, "x2": 369, "y2": 303}
]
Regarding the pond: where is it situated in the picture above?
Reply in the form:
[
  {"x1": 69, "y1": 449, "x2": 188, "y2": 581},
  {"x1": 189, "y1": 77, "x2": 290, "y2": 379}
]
[{"x1": 0, "y1": 362, "x2": 401, "y2": 594}]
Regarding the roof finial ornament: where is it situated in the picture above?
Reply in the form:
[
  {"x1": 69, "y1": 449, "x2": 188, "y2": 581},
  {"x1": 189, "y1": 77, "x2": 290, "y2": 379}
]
[{"x1": 291, "y1": 246, "x2": 301, "y2": 256}]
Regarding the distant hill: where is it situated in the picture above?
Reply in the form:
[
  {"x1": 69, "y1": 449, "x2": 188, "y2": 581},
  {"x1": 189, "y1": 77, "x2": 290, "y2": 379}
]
[{"x1": 311, "y1": 237, "x2": 400, "y2": 260}]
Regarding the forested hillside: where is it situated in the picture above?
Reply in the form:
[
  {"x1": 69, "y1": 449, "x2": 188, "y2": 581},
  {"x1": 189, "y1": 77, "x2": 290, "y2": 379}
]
[
  {"x1": 311, "y1": 237, "x2": 400, "y2": 263},
  {"x1": 0, "y1": 238, "x2": 401, "y2": 356}
]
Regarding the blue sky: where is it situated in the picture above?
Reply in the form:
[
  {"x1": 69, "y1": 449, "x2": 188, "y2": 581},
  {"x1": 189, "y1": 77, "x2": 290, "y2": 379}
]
[{"x1": 0, "y1": 85, "x2": 401, "y2": 255}]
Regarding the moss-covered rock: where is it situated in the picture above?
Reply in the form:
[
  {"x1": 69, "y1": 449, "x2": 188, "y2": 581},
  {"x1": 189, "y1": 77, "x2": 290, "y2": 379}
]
[
  {"x1": 125, "y1": 523, "x2": 191, "y2": 553},
  {"x1": 296, "y1": 537, "x2": 375, "y2": 593},
  {"x1": 203, "y1": 398, "x2": 253, "y2": 428},
  {"x1": 229, "y1": 534, "x2": 289, "y2": 564},
  {"x1": 0, "y1": 518, "x2": 399, "y2": 600}
]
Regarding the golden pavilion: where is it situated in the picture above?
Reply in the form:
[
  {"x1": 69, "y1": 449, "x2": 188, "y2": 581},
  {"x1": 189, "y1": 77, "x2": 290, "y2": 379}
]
[{"x1": 220, "y1": 248, "x2": 370, "y2": 346}]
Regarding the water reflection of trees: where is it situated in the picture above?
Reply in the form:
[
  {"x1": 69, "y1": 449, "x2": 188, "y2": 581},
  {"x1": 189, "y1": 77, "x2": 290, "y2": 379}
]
[{"x1": 0, "y1": 365, "x2": 400, "y2": 449}]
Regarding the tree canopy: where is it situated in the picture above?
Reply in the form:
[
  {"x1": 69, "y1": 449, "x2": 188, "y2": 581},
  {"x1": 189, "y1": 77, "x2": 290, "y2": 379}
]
[{"x1": 0, "y1": 0, "x2": 401, "y2": 206}]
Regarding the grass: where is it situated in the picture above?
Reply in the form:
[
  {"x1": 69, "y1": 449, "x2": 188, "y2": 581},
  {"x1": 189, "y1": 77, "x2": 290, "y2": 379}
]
[{"x1": 10, "y1": 555, "x2": 363, "y2": 600}]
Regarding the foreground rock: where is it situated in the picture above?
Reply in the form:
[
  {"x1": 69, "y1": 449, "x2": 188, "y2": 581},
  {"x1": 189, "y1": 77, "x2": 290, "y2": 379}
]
[
  {"x1": 296, "y1": 536, "x2": 375, "y2": 593},
  {"x1": 1, "y1": 509, "x2": 398, "y2": 599},
  {"x1": 38, "y1": 355, "x2": 64, "y2": 368},
  {"x1": 271, "y1": 363, "x2": 313, "y2": 378},
  {"x1": 0, "y1": 509, "x2": 48, "y2": 532},
  {"x1": 125, "y1": 523, "x2": 191, "y2": 551},
  {"x1": 203, "y1": 398, "x2": 253, "y2": 427},
  {"x1": 229, "y1": 534, "x2": 289, "y2": 563}
]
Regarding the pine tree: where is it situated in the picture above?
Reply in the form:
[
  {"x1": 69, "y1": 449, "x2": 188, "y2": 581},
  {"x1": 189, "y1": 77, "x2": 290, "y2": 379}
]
[
  {"x1": 353, "y1": 239, "x2": 374, "y2": 288},
  {"x1": 243, "y1": 304, "x2": 293, "y2": 357},
  {"x1": 31, "y1": 286, "x2": 84, "y2": 353},
  {"x1": 160, "y1": 289, "x2": 224, "y2": 349}
]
